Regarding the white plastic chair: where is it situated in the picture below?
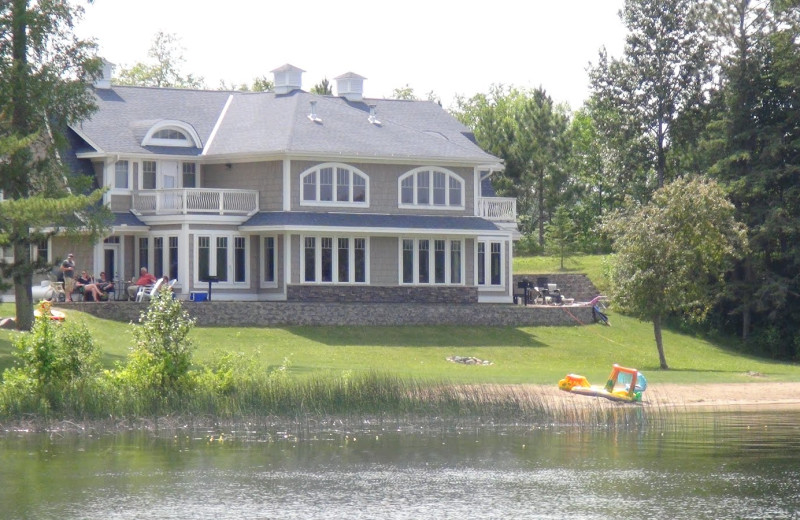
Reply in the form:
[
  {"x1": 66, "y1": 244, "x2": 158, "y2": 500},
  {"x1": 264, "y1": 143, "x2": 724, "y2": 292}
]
[{"x1": 135, "y1": 277, "x2": 163, "y2": 302}]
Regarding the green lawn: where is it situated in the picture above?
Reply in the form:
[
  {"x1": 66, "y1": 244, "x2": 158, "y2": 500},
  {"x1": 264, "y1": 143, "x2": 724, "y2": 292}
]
[
  {"x1": 2, "y1": 299, "x2": 798, "y2": 386},
  {"x1": 513, "y1": 254, "x2": 611, "y2": 293}
]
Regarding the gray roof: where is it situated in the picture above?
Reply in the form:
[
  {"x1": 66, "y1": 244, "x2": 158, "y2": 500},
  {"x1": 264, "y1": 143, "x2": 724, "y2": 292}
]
[
  {"x1": 112, "y1": 212, "x2": 146, "y2": 228},
  {"x1": 241, "y1": 211, "x2": 501, "y2": 233},
  {"x1": 71, "y1": 87, "x2": 499, "y2": 164}
]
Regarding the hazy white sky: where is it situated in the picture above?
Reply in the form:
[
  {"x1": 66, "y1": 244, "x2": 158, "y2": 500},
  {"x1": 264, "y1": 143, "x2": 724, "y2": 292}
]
[{"x1": 75, "y1": 0, "x2": 627, "y2": 110}]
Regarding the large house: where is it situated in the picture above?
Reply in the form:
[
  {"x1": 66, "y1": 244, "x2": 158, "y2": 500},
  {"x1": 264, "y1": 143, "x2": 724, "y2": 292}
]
[{"x1": 25, "y1": 64, "x2": 519, "y2": 303}]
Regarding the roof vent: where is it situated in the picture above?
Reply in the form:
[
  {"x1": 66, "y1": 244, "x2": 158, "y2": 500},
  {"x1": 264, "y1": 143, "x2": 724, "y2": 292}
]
[
  {"x1": 93, "y1": 59, "x2": 114, "y2": 89},
  {"x1": 368, "y1": 105, "x2": 381, "y2": 126},
  {"x1": 334, "y1": 72, "x2": 366, "y2": 102},
  {"x1": 271, "y1": 63, "x2": 305, "y2": 94},
  {"x1": 308, "y1": 101, "x2": 322, "y2": 123}
]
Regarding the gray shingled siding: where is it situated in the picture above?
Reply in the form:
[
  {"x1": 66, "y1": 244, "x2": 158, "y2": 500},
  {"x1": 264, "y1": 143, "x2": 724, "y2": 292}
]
[
  {"x1": 290, "y1": 161, "x2": 475, "y2": 215},
  {"x1": 203, "y1": 161, "x2": 283, "y2": 211},
  {"x1": 370, "y1": 236, "x2": 397, "y2": 285}
]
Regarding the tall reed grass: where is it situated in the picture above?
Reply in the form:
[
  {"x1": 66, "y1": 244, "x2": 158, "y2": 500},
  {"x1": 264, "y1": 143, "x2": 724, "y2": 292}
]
[{"x1": 0, "y1": 369, "x2": 680, "y2": 430}]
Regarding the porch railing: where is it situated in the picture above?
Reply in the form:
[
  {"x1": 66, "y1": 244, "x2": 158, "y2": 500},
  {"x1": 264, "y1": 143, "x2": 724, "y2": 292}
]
[
  {"x1": 132, "y1": 188, "x2": 259, "y2": 216},
  {"x1": 477, "y1": 197, "x2": 517, "y2": 222}
]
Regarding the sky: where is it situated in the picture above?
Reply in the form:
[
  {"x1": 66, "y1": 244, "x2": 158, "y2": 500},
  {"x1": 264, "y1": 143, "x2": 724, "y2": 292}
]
[{"x1": 74, "y1": 0, "x2": 627, "y2": 110}]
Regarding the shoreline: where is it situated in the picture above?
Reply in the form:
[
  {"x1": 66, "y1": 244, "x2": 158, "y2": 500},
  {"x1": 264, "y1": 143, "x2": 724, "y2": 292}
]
[{"x1": 527, "y1": 381, "x2": 800, "y2": 410}]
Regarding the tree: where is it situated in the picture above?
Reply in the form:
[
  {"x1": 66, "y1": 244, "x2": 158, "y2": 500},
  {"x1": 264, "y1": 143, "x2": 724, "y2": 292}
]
[
  {"x1": 0, "y1": 0, "x2": 110, "y2": 331},
  {"x1": 116, "y1": 32, "x2": 205, "y2": 89},
  {"x1": 218, "y1": 76, "x2": 273, "y2": 92},
  {"x1": 391, "y1": 84, "x2": 416, "y2": 100},
  {"x1": 455, "y1": 85, "x2": 570, "y2": 245},
  {"x1": 589, "y1": 0, "x2": 713, "y2": 189},
  {"x1": 544, "y1": 205, "x2": 577, "y2": 269},
  {"x1": 602, "y1": 177, "x2": 747, "y2": 369},
  {"x1": 310, "y1": 78, "x2": 332, "y2": 95},
  {"x1": 703, "y1": 0, "x2": 800, "y2": 355}
]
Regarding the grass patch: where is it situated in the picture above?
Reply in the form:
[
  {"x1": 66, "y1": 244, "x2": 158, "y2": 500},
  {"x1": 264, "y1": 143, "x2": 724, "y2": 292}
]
[
  {"x1": 514, "y1": 254, "x2": 611, "y2": 293},
  {"x1": 2, "y1": 302, "x2": 798, "y2": 386}
]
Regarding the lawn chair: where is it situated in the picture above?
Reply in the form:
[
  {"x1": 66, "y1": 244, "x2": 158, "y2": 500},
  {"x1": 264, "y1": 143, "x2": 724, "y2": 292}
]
[{"x1": 135, "y1": 277, "x2": 163, "y2": 302}]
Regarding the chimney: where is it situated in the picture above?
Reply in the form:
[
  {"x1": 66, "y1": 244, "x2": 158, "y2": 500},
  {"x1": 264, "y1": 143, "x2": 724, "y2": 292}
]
[
  {"x1": 334, "y1": 72, "x2": 366, "y2": 102},
  {"x1": 94, "y1": 59, "x2": 114, "y2": 89},
  {"x1": 271, "y1": 63, "x2": 305, "y2": 94}
]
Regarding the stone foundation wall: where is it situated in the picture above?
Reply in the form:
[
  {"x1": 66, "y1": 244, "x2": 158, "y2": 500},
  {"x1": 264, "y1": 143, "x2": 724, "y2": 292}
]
[
  {"x1": 59, "y1": 301, "x2": 594, "y2": 327},
  {"x1": 286, "y1": 285, "x2": 478, "y2": 304},
  {"x1": 513, "y1": 273, "x2": 600, "y2": 303}
]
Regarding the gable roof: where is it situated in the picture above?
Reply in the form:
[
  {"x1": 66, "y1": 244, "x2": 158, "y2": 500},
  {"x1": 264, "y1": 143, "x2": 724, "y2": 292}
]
[{"x1": 71, "y1": 87, "x2": 500, "y2": 165}]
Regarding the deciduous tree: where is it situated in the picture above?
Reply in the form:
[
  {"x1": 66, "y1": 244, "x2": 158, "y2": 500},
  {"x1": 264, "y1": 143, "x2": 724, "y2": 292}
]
[
  {"x1": 116, "y1": 31, "x2": 205, "y2": 89},
  {"x1": 602, "y1": 177, "x2": 747, "y2": 369}
]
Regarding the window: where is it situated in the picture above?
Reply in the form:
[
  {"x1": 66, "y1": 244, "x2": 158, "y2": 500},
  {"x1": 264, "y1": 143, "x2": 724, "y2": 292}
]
[
  {"x1": 302, "y1": 235, "x2": 369, "y2": 284},
  {"x1": 153, "y1": 128, "x2": 188, "y2": 140},
  {"x1": 182, "y1": 163, "x2": 196, "y2": 188},
  {"x1": 477, "y1": 240, "x2": 504, "y2": 287},
  {"x1": 399, "y1": 238, "x2": 463, "y2": 285},
  {"x1": 196, "y1": 233, "x2": 247, "y2": 285},
  {"x1": 114, "y1": 160, "x2": 129, "y2": 189},
  {"x1": 142, "y1": 121, "x2": 201, "y2": 148},
  {"x1": 137, "y1": 236, "x2": 179, "y2": 281},
  {"x1": 138, "y1": 237, "x2": 149, "y2": 270},
  {"x1": 142, "y1": 161, "x2": 157, "y2": 190},
  {"x1": 263, "y1": 236, "x2": 276, "y2": 285},
  {"x1": 154, "y1": 237, "x2": 164, "y2": 278},
  {"x1": 300, "y1": 163, "x2": 369, "y2": 206},
  {"x1": 398, "y1": 168, "x2": 464, "y2": 209}
]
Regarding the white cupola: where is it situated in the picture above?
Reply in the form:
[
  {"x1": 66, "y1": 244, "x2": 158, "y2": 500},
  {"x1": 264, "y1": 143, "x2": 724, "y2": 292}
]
[
  {"x1": 271, "y1": 64, "x2": 305, "y2": 94},
  {"x1": 334, "y1": 72, "x2": 366, "y2": 102},
  {"x1": 93, "y1": 59, "x2": 115, "y2": 89}
]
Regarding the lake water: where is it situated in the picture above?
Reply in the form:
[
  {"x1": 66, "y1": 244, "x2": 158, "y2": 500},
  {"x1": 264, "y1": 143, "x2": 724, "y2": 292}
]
[{"x1": 2, "y1": 410, "x2": 800, "y2": 519}]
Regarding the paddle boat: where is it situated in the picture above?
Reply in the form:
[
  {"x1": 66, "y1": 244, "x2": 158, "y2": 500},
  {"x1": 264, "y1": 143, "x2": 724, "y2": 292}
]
[{"x1": 558, "y1": 364, "x2": 647, "y2": 402}]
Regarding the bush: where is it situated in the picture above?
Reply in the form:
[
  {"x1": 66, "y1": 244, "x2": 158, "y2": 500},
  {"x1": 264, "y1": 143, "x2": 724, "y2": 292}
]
[{"x1": 121, "y1": 290, "x2": 196, "y2": 392}]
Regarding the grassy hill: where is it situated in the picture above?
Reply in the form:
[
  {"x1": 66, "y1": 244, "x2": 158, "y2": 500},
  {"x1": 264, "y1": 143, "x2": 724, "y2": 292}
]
[{"x1": 1, "y1": 255, "x2": 798, "y2": 386}]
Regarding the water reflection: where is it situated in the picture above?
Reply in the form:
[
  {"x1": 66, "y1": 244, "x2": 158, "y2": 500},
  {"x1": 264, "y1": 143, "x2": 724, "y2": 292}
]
[{"x1": 2, "y1": 410, "x2": 799, "y2": 519}]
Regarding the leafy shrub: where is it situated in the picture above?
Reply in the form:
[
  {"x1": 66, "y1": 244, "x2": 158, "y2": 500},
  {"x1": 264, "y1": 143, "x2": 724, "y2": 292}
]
[{"x1": 121, "y1": 290, "x2": 196, "y2": 392}]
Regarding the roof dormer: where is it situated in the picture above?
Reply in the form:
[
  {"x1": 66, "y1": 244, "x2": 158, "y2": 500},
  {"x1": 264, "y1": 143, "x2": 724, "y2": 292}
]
[
  {"x1": 335, "y1": 72, "x2": 366, "y2": 102},
  {"x1": 271, "y1": 64, "x2": 305, "y2": 94},
  {"x1": 141, "y1": 120, "x2": 202, "y2": 148}
]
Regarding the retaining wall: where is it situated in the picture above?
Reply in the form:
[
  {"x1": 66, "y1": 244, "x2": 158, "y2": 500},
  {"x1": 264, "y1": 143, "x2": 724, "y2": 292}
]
[{"x1": 57, "y1": 301, "x2": 594, "y2": 327}]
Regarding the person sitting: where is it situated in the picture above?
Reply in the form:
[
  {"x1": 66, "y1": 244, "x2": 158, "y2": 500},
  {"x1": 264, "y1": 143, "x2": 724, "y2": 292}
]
[
  {"x1": 84, "y1": 272, "x2": 114, "y2": 302},
  {"x1": 74, "y1": 271, "x2": 93, "y2": 301},
  {"x1": 127, "y1": 267, "x2": 157, "y2": 300}
]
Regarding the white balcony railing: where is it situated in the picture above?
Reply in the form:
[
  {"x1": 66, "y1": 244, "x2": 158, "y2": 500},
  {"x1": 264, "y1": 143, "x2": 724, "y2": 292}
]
[
  {"x1": 478, "y1": 197, "x2": 517, "y2": 222},
  {"x1": 132, "y1": 188, "x2": 259, "y2": 216}
]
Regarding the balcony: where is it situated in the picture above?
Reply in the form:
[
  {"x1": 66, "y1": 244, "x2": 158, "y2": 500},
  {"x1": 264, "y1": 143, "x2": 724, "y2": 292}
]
[
  {"x1": 478, "y1": 197, "x2": 517, "y2": 222},
  {"x1": 132, "y1": 188, "x2": 259, "y2": 216}
]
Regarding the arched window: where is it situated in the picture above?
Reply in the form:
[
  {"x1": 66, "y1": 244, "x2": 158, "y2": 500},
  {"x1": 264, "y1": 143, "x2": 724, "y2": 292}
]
[
  {"x1": 300, "y1": 163, "x2": 369, "y2": 206},
  {"x1": 398, "y1": 167, "x2": 464, "y2": 209},
  {"x1": 142, "y1": 120, "x2": 202, "y2": 148}
]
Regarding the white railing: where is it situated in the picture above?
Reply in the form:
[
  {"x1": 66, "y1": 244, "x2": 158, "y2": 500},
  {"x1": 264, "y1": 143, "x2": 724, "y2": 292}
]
[
  {"x1": 478, "y1": 197, "x2": 517, "y2": 222},
  {"x1": 132, "y1": 188, "x2": 259, "y2": 216}
]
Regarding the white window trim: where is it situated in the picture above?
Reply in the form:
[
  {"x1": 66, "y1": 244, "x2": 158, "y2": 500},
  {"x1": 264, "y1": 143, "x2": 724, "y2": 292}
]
[
  {"x1": 260, "y1": 235, "x2": 278, "y2": 289},
  {"x1": 475, "y1": 238, "x2": 505, "y2": 289},
  {"x1": 398, "y1": 167, "x2": 465, "y2": 210},
  {"x1": 398, "y1": 237, "x2": 464, "y2": 286},
  {"x1": 108, "y1": 159, "x2": 132, "y2": 193},
  {"x1": 193, "y1": 232, "x2": 250, "y2": 288},
  {"x1": 299, "y1": 162, "x2": 370, "y2": 208},
  {"x1": 300, "y1": 234, "x2": 370, "y2": 285},
  {"x1": 141, "y1": 120, "x2": 202, "y2": 148}
]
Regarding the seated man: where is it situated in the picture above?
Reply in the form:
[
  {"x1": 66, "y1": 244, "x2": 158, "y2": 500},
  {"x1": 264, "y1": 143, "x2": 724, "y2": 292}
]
[{"x1": 127, "y1": 267, "x2": 157, "y2": 300}]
